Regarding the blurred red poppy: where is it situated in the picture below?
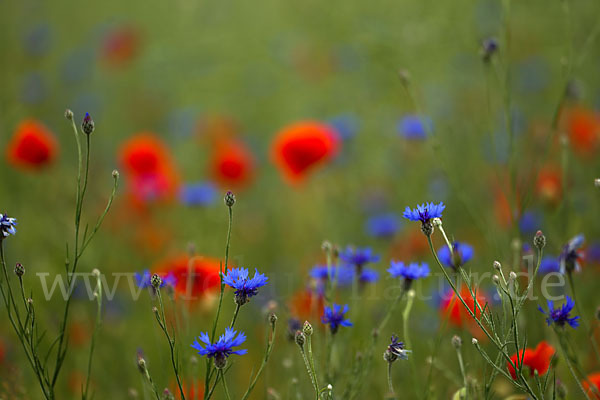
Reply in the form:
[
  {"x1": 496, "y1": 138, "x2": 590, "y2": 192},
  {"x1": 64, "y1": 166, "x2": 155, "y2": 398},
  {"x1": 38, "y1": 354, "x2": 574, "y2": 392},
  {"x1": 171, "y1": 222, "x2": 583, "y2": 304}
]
[
  {"x1": 6, "y1": 119, "x2": 58, "y2": 170},
  {"x1": 118, "y1": 134, "x2": 179, "y2": 208},
  {"x1": 210, "y1": 139, "x2": 256, "y2": 189},
  {"x1": 101, "y1": 25, "x2": 140, "y2": 67},
  {"x1": 567, "y1": 107, "x2": 600, "y2": 156},
  {"x1": 290, "y1": 288, "x2": 324, "y2": 320},
  {"x1": 271, "y1": 121, "x2": 340, "y2": 183},
  {"x1": 507, "y1": 341, "x2": 555, "y2": 379},
  {"x1": 154, "y1": 255, "x2": 221, "y2": 301},
  {"x1": 440, "y1": 286, "x2": 487, "y2": 337},
  {"x1": 583, "y1": 372, "x2": 600, "y2": 398},
  {"x1": 536, "y1": 165, "x2": 561, "y2": 205}
]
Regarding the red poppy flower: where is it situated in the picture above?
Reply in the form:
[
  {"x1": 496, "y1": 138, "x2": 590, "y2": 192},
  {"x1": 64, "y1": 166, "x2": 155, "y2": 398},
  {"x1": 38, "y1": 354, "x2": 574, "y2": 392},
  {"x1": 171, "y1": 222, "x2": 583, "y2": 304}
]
[
  {"x1": 101, "y1": 26, "x2": 140, "y2": 67},
  {"x1": 118, "y1": 134, "x2": 179, "y2": 207},
  {"x1": 536, "y1": 166, "x2": 561, "y2": 205},
  {"x1": 440, "y1": 286, "x2": 487, "y2": 336},
  {"x1": 6, "y1": 119, "x2": 58, "y2": 170},
  {"x1": 170, "y1": 380, "x2": 204, "y2": 400},
  {"x1": 271, "y1": 121, "x2": 340, "y2": 183},
  {"x1": 154, "y1": 255, "x2": 221, "y2": 301},
  {"x1": 567, "y1": 107, "x2": 600, "y2": 156},
  {"x1": 583, "y1": 372, "x2": 600, "y2": 398},
  {"x1": 290, "y1": 289, "x2": 324, "y2": 320},
  {"x1": 507, "y1": 341, "x2": 555, "y2": 379},
  {"x1": 210, "y1": 139, "x2": 256, "y2": 189}
]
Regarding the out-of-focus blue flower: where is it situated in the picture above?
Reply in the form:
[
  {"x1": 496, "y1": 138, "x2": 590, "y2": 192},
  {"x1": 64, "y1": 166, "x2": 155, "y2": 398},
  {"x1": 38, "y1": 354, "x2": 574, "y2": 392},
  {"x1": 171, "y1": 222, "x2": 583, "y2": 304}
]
[
  {"x1": 397, "y1": 115, "x2": 432, "y2": 140},
  {"x1": 365, "y1": 213, "x2": 401, "y2": 238},
  {"x1": 134, "y1": 270, "x2": 176, "y2": 289},
  {"x1": 23, "y1": 23, "x2": 52, "y2": 56},
  {"x1": 309, "y1": 265, "x2": 354, "y2": 287},
  {"x1": 0, "y1": 214, "x2": 17, "y2": 238},
  {"x1": 438, "y1": 242, "x2": 474, "y2": 269},
  {"x1": 359, "y1": 267, "x2": 379, "y2": 283},
  {"x1": 538, "y1": 296, "x2": 579, "y2": 328},
  {"x1": 403, "y1": 202, "x2": 445, "y2": 223},
  {"x1": 587, "y1": 242, "x2": 600, "y2": 264},
  {"x1": 519, "y1": 210, "x2": 542, "y2": 234},
  {"x1": 388, "y1": 261, "x2": 430, "y2": 282},
  {"x1": 179, "y1": 182, "x2": 217, "y2": 206},
  {"x1": 328, "y1": 114, "x2": 359, "y2": 141},
  {"x1": 223, "y1": 267, "x2": 268, "y2": 304},
  {"x1": 339, "y1": 247, "x2": 380, "y2": 269},
  {"x1": 321, "y1": 303, "x2": 352, "y2": 334},
  {"x1": 538, "y1": 256, "x2": 560, "y2": 275},
  {"x1": 287, "y1": 318, "x2": 302, "y2": 340},
  {"x1": 559, "y1": 234, "x2": 584, "y2": 274},
  {"x1": 191, "y1": 328, "x2": 247, "y2": 363}
]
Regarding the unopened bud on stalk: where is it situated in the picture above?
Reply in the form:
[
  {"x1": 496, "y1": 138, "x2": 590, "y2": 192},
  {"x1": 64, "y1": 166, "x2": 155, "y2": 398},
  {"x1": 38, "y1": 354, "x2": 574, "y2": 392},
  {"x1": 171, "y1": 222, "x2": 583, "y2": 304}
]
[
  {"x1": 321, "y1": 241, "x2": 332, "y2": 252},
  {"x1": 137, "y1": 358, "x2": 147, "y2": 374},
  {"x1": 295, "y1": 331, "x2": 305, "y2": 348},
  {"x1": 224, "y1": 191, "x2": 236, "y2": 207},
  {"x1": 112, "y1": 169, "x2": 120, "y2": 179},
  {"x1": 492, "y1": 275, "x2": 500, "y2": 285},
  {"x1": 151, "y1": 274, "x2": 162, "y2": 289},
  {"x1": 269, "y1": 313, "x2": 278, "y2": 327},
  {"x1": 92, "y1": 268, "x2": 100, "y2": 277},
  {"x1": 14, "y1": 262, "x2": 25, "y2": 277},
  {"x1": 493, "y1": 261, "x2": 501, "y2": 270},
  {"x1": 64, "y1": 109, "x2": 74, "y2": 120},
  {"x1": 451, "y1": 335, "x2": 462, "y2": 349},
  {"x1": 152, "y1": 306, "x2": 158, "y2": 315},
  {"x1": 471, "y1": 338, "x2": 478, "y2": 345},
  {"x1": 509, "y1": 271, "x2": 517, "y2": 281},
  {"x1": 82, "y1": 112, "x2": 95, "y2": 135},
  {"x1": 534, "y1": 230, "x2": 546, "y2": 250},
  {"x1": 432, "y1": 218, "x2": 442, "y2": 227},
  {"x1": 302, "y1": 321, "x2": 313, "y2": 336}
]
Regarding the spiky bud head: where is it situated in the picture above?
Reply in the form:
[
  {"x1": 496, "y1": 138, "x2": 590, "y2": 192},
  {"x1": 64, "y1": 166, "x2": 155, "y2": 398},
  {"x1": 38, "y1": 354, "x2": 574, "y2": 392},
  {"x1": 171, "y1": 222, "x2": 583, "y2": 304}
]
[
  {"x1": 224, "y1": 191, "x2": 236, "y2": 207},
  {"x1": 151, "y1": 274, "x2": 162, "y2": 289},
  {"x1": 302, "y1": 321, "x2": 313, "y2": 336},
  {"x1": 14, "y1": 262, "x2": 25, "y2": 277},
  {"x1": 82, "y1": 112, "x2": 95, "y2": 135},
  {"x1": 534, "y1": 230, "x2": 546, "y2": 250}
]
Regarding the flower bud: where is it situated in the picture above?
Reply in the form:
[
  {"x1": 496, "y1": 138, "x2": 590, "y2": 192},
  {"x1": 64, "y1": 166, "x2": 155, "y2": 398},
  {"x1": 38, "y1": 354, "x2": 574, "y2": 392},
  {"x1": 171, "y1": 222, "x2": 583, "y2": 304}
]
[
  {"x1": 595, "y1": 178, "x2": 600, "y2": 188},
  {"x1": 451, "y1": 335, "x2": 462, "y2": 349},
  {"x1": 471, "y1": 338, "x2": 478, "y2": 345},
  {"x1": 151, "y1": 274, "x2": 162, "y2": 289},
  {"x1": 493, "y1": 261, "x2": 501, "y2": 270},
  {"x1": 14, "y1": 262, "x2": 25, "y2": 277},
  {"x1": 81, "y1": 112, "x2": 95, "y2": 135},
  {"x1": 302, "y1": 321, "x2": 313, "y2": 336},
  {"x1": 269, "y1": 313, "x2": 278, "y2": 327},
  {"x1": 492, "y1": 275, "x2": 500, "y2": 285},
  {"x1": 509, "y1": 271, "x2": 517, "y2": 281},
  {"x1": 64, "y1": 109, "x2": 74, "y2": 120},
  {"x1": 534, "y1": 230, "x2": 546, "y2": 250},
  {"x1": 432, "y1": 218, "x2": 442, "y2": 227},
  {"x1": 112, "y1": 169, "x2": 120, "y2": 179},
  {"x1": 137, "y1": 358, "x2": 147, "y2": 374},
  {"x1": 295, "y1": 331, "x2": 305, "y2": 348},
  {"x1": 224, "y1": 191, "x2": 236, "y2": 207}
]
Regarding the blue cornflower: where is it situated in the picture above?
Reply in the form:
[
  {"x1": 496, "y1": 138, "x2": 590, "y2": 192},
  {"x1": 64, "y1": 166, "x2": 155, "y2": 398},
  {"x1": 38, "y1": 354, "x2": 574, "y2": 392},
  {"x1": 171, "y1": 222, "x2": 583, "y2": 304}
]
[
  {"x1": 403, "y1": 203, "x2": 445, "y2": 236},
  {"x1": 438, "y1": 242, "x2": 474, "y2": 269},
  {"x1": 388, "y1": 261, "x2": 430, "y2": 283},
  {"x1": 179, "y1": 182, "x2": 217, "y2": 206},
  {"x1": 519, "y1": 210, "x2": 542, "y2": 234},
  {"x1": 223, "y1": 267, "x2": 268, "y2": 305},
  {"x1": 0, "y1": 213, "x2": 17, "y2": 238},
  {"x1": 365, "y1": 213, "x2": 401, "y2": 238},
  {"x1": 559, "y1": 234, "x2": 584, "y2": 274},
  {"x1": 134, "y1": 270, "x2": 176, "y2": 289},
  {"x1": 587, "y1": 242, "x2": 600, "y2": 264},
  {"x1": 538, "y1": 256, "x2": 560, "y2": 275},
  {"x1": 384, "y1": 334, "x2": 411, "y2": 362},
  {"x1": 339, "y1": 247, "x2": 380, "y2": 270},
  {"x1": 397, "y1": 115, "x2": 432, "y2": 140},
  {"x1": 322, "y1": 303, "x2": 352, "y2": 334},
  {"x1": 309, "y1": 265, "x2": 354, "y2": 288},
  {"x1": 191, "y1": 327, "x2": 247, "y2": 368},
  {"x1": 359, "y1": 267, "x2": 379, "y2": 283},
  {"x1": 538, "y1": 296, "x2": 579, "y2": 328}
]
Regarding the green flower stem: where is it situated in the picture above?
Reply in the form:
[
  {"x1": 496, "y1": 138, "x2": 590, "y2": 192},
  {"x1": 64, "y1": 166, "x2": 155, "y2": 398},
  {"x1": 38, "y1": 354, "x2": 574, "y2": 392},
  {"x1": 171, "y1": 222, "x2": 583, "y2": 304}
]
[
  {"x1": 387, "y1": 362, "x2": 396, "y2": 399},
  {"x1": 306, "y1": 334, "x2": 320, "y2": 395},
  {"x1": 554, "y1": 328, "x2": 591, "y2": 400},
  {"x1": 241, "y1": 317, "x2": 277, "y2": 400},
  {"x1": 230, "y1": 303, "x2": 241, "y2": 329},
  {"x1": 566, "y1": 272, "x2": 600, "y2": 364},
  {"x1": 220, "y1": 369, "x2": 232, "y2": 400},
  {"x1": 82, "y1": 271, "x2": 103, "y2": 400}
]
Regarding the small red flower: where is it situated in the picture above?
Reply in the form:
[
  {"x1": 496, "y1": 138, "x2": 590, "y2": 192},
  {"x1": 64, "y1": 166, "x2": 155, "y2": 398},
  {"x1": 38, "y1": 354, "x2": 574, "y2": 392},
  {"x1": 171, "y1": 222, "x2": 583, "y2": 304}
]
[
  {"x1": 271, "y1": 121, "x2": 340, "y2": 183},
  {"x1": 6, "y1": 119, "x2": 58, "y2": 170},
  {"x1": 536, "y1": 165, "x2": 562, "y2": 205},
  {"x1": 567, "y1": 107, "x2": 600, "y2": 156},
  {"x1": 583, "y1": 371, "x2": 600, "y2": 398},
  {"x1": 210, "y1": 139, "x2": 256, "y2": 189},
  {"x1": 289, "y1": 289, "x2": 324, "y2": 321},
  {"x1": 440, "y1": 286, "x2": 487, "y2": 337},
  {"x1": 507, "y1": 341, "x2": 555, "y2": 379},
  {"x1": 101, "y1": 25, "x2": 140, "y2": 67},
  {"x1": 118, "y1": 134, "x2": 179, "y2": 207},
  {"x1": 154, "y1": 255, "x2": 221, "y2": 301}
]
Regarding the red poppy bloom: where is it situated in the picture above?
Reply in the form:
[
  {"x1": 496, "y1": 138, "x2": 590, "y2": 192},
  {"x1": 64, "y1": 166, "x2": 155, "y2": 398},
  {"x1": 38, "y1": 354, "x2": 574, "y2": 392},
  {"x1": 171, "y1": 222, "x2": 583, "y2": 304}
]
[
  {"x1": 290, "y1": 289, "x2": 324, "y2": 320},
  {"x1": 271, "y1": 121, "x2": 340, "y2": 183},
  {"x1": 210, "y1": 139, "x2": 256, "y2": 189},
  {"x1": 567, "y1": 107, "x2": 600, "y2": 156},
  {"x1": 171, "y1": 380, "x2": 204, "y2": 400},
  {"x1": 440, "y1": 286, "x2": 487, "y2": 335},
  {"x1": 118, "y1": 134, "x2": 179, "y2": 207},
  {"x1": 536, "y1": 166, "x2": 562, "y2": 205},
  {"x1": 101, "y1": 26, "x2": 140, "y2": 67},
  {"x1": 583, "y1": 372, "x2": 600, "y2": 398},
  {"x1": 6, "y1": 119, "x2": 58, "y2": 170},
  {"x1": 154, "y1": 255, "x2": 221, "y2": 301},
  {"x1": 507, "y1": 341, "x2": 555, "y2": 379}
]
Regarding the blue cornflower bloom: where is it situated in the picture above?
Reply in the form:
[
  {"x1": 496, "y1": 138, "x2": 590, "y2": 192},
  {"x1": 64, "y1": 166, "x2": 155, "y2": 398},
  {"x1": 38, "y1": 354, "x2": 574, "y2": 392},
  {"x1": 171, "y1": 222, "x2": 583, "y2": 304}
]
[
  {"x1": 365, "y1": 213, "x2": 401, "y2": 238},
  {"x1": 519, "y1": 210, "x2": 542, "y2": 234},
  {"x1": 403, "y1": 202, "x2": 445, "y2": 223},
  {"x1": 384, "y1": 334, "x2": 411, "y2": 362},
  {"x1": 538, "y1": 256, "x2": 560, "y2": 275},
  {"x1": 191, "y1": 327, "x2": 247, "y2": 368},
  {"x1": 388, "y1": 261, "x2": 430, "y2": 283},
  {"x1": 538, "y1": 296, "x2": 579, "y2": 328},
  {"x1": 309, "y1": 265, "x2": 354, "y2": 287},
  {"x1": 397, "y1": 115, "x2": 432, "y2": 140},
  {"x1": 339, "y1": 247, "x2": 380, "y2": 270},
  {"x1": 223, "y1": 267, "x2": 268, "y2": 305},
  {"x1": 559, "y1": 234, "x2": 584, "y2": 274},
  {"x1": 0, "y1": 213, "x2": 17, "y2": 238},
  {"x1": 438, "y1": 242, "x2": 474, "y2": 269},
  {"x1": 359, "y1": 267, "x2": 380, "y2": 283},
  {"x1": 179, "y1": 182, "x2": 217, "y2": 206},
  {"x1": 322, "y1": 303, "x2": 352, "y2": 334},
  {"x1": 134, "y1": 270, "x2": 176, "y2": 289}
]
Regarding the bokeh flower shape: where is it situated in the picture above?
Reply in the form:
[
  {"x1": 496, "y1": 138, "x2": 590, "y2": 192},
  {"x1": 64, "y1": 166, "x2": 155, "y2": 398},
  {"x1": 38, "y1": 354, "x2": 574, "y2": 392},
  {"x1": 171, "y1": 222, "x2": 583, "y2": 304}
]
[
  {"x1": 507, "y1": 341, "x2": 555, "y2": 379},
  {"x1": 6, "y1": 119, "x2": 58, "y2": 170}
]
